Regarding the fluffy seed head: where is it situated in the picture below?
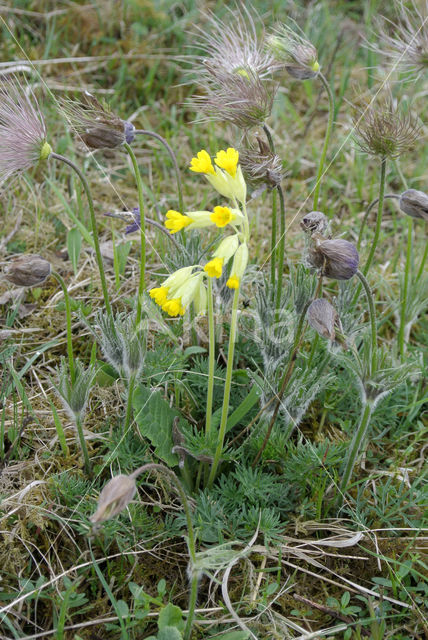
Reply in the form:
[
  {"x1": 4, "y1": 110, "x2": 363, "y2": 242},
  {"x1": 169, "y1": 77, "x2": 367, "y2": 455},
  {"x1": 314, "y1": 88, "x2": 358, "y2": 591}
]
[
  {"x1": 3, "y1": 254, "x2": 51, "y2": 287},
  {"x1": 310, "y1": 238, "x2": 359, "y2": 280},
  {"x1": 61, "y1": 91, "x2": 135, "y2": 150},
  {"x1": 353, "y1": 96, "x2": 420, "y2": 159},
  {"x1": 307, "y1": 298, "x2": 340, "y2": 341},
  {"x1": 369, "y1": 0, "x2": 428, "y2": 79},
  {"x1": 239, "y1": 136, "x2": 283, "y2": 187},
  {"x1": 90, "y1": 474, "x2": 137, "y2": 525},
  {"x1": 399, "y1": 189, "x2": 428, "y2": 220},
  {"x1": 0, "y1": 75, "x2": 50, "y2": 185},
  {"x1": 266, "y1": 23, "x2": 320, "y2": 79}
]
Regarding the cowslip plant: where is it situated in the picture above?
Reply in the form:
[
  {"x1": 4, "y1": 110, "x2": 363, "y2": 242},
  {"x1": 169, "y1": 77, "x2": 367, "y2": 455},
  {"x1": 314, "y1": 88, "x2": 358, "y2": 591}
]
[{"x1": 149, "y1": 147, "x2": 250, "y2": 486}]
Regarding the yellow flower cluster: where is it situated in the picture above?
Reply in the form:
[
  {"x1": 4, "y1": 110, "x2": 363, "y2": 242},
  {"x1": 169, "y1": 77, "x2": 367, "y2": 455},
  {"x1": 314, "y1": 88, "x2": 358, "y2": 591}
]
[{"x1": 149, "y1": 148, "x2": 250, "y2": 317}]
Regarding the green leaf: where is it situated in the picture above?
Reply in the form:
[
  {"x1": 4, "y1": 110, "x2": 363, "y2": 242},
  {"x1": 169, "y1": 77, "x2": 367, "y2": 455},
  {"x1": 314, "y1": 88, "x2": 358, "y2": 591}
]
[
  {"x1": 133, "y1": 386, "x2": 179, "y2": 467},
  {"x1": 158, "y1": 603, "x2": 183, "y2": 630},
  {"x1": 67, "y1": 227, "x2": 82, "y2": 275},
  {"x1": 157, "y1": 628, "x2": 182, "y2": 640},
  {"x1": 225, "y1": 382, "x2": 262, "y2": 433}
]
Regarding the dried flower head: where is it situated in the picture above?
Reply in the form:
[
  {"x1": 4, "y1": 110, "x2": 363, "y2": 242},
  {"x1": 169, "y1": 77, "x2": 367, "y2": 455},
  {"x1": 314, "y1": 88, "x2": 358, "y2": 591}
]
[
  {"x1": 90, "y1": 474, "x2": 137, "y2": 525},
  {"x1": 239, "y1": 136, "x2": 283, "y2": 187},
  {"x1": 3, "y1": 254, "x2": 51, "y2": 287},
  {"x1": 61, "y1": 91, "x2": 135, "y2": 150},
  {"x1": 309, "y1": 238, "x2": 359, "y2": 280},
  {"x1": 192, "y1": 6, "x2": 278, "y2": 81},
  {"x1": 399, "y1": 188, "x2": 428, "y2": 220},
  {"x1": 0, "y1": 75, "x2": 51, "y2": 185},
  {"x1": 353, "y1": 96, "x2": 420, "y2": 159},
  {"x1": 266, "y1": 23, "x2": 320, "y2": 79},
  {"x1": 300, "y1": 211, "x2": 329, "y2": 235},
  {"x1": 369, "y1": 0, "x2": 428, "y2": 79},
  {"x1": 307, "y1": 298, "x2": 341, "y2": 341},
  {"x1": 192, "y1": 66, "x2": 276, "y2": 129}
]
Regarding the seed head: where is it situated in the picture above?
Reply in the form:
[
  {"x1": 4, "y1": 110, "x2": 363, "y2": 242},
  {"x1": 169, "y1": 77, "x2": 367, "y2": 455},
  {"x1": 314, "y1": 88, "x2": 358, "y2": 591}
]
[
  {"x1": 3, "y1": 254, "x2": 51, "y2": 287},
  {"x1": 369, "y1": 0, "x2": 428, "y2": 79},
  {"x1": 353, "y1": 96, "x2": 420, "y2": 159},
  {"x1": 307, "y1": 298, "x2": 341, "y2": 341},
  {"x1": 309, "y1": 238, "x2": 359, "y2": 280},
  {"x1": 300, "y1": 211, "x2": 329, "y2": 236},
  {"x1": 266, "y1": 23, "x2": 320, "y2": 80},
  {"x1": 61, "y1": 91, "x2": 135, "y2": 150},
  {"x1": 239, "y1": 136, "x2": 283, "y2": 187},
  {"x1": 399, "y1": 188, "x2": 428, "y2": 220},
  {"x1": 90, "y1": 474, "x2": 137, "y2": 525},
  {"x1": 0, "y1": 75, "x2": 50, "y2": 185}
]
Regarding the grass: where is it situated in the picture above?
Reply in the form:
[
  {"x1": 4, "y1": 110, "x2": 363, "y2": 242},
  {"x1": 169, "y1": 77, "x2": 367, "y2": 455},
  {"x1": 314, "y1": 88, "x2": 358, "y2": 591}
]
[{"x1": 0, "y1": 0, "x2": 427, "y2": 638}]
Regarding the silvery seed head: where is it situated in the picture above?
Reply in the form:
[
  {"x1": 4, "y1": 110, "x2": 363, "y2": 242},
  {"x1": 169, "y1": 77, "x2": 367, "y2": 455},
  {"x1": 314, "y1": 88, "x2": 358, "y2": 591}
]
[
  {"x1": 192, "y1": 66, "x2": 276, "y2": 129},
  {"x1": 368, "y1": 0, "x2": 428, "y2": 79},
  {"x1": 0, "y1": 75, "x2": 51, "y2": 185},
  {"x1": 399, "y1": 189, "x2": 428, "y2": 220},
  {"x1": 90, "y1": 474, "x2": 137, "y2": 525},
  {"x1": 3, "y1": 254, "x2": 51, "y2": 287},
  {"x1": 239, "y1": 136, "x2": 283, "y2": 187},
  {"x1": 300, "y1": 211, "x2": 329, "y2": 235},
  {"x1": 309, "y1": 238, "x2": 359, "y2": 280},
  {"x1": 353, "y1": 96, "x2": 420, "y2": 159},
  {"x1": 266, "y1": 23, "x2": 320, "y2": 80},
  {"x1": 54, "y1": 358, "x2": 97, "y2": 422},
  {"x1": 61, "y1": 91, "x2": 135, "y2": 150},
  {"x1": 307, "y1": 298, "x2": 340, "y2": 341}
]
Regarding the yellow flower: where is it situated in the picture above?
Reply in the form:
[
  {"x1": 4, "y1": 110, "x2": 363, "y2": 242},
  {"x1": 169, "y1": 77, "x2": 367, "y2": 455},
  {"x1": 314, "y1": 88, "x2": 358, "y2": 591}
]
[
  {"x1": 189, "y1": 150, "x2": 215, "y2": 175},
  {"x1": 204, "y1": 257, "x2": 224, "y2": 278},
  {"x1": 165, "y1": 210, "x2": 193, "y2": 234},
  {"x1": 210, "y1": 206, "x2": 235, "y2": 228},
  {"x1": 215, "y1": 148, "x2": 239, "y2": 178},
  {"x1": 226, "y1": 276, "x2": 240, "y2": 289},
  {"x1": 149, "y1": 286, "x2": 169, "y2": 306},
  {"x1": 162, "y1": 298, "x2": 185, "y2": 316}
]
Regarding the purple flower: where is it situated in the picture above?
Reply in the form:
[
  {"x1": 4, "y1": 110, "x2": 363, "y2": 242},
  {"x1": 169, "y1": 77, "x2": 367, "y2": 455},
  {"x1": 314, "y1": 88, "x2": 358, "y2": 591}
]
[
  {"x1": 0, "y1": 75, "x2": 50, "y2": 185},
  {"x1": 125, "y1": 208, "x2": 141, "y2": 234},
  {"x1": 310, "y1": 238, "x2": 359, "y2": 280}
]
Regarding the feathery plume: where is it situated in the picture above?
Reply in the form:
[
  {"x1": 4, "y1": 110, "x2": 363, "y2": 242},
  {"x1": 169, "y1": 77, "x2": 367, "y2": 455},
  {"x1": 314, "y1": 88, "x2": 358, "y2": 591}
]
[
  {"x1": 239, "y1": 136, "x2": 283, "y2": 188},
  {"x1": 266, "y1": 22, "x2": 320, "y2": 79},
  {"x1": 0, "y1": 75, "x2": 51, "y2": 185}
]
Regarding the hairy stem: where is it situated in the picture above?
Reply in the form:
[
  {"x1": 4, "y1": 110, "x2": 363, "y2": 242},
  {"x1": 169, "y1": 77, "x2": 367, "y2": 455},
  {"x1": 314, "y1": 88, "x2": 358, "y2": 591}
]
[
  {"x1": 51, "y1": 271, "x2": 75, "y2": 383},
  {"x1": 135, "y1": 129, "x2": 183, "y2": 214},
  {"x1": 208, "y1": 287, "x2": 240, "y2": 487},
  {"x1": 357, "y1": 194, "x2": 399, "y2": 251},
  {"x1": 124, "y1": 143, "x2": 146, "y2": 325},
  {"x1": 356, "y1": 270, "x2": 377, "y2": 373},
  {"x1": 51, "y1": 153, "x2": 113, "y2": 319},
  {"x1": 275, "y1": 185, "x2": 286, "y2": 314},
  {"x1": 75, "y1": 415, "x2": 92, "y2": 477},
  {"x1": 398, "y1": 217, "x2": 413, "y2": 359},
  {"x1": 363, "y1": 157, "x2": 387, "y2": 276},
  {"x1": 263, "y1": 124, "x2": 277, "y2": 298},
  {"x1": 124, "y1": 372, "x2": 136, "y2": 435},
  {"x1": 340, "y1": 401, "x2": 372, "y2": 496},
  {"x1": 313, "y1": 72, "x2": 335, "y2": 210},
  {"x1": 205, "y1": 278, "x2": 215, "y2": 436}
]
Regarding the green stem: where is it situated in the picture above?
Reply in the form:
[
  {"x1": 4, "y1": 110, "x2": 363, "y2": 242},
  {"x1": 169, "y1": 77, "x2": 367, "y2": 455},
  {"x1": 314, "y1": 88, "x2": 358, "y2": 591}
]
[
  {"x1": 51, "y1": 153, "x2": 112, "y2": 319},
  {"x1": 124, "y1": 372, "x2": 136, "y2": 434},
  {"x1": 416, "y1": 241, "x2": 428, "y2": 281},
  {"x1": 398, "y1": 217, "x2": 412, "y2": 359},
  {"x1": 51, "y1": 271, "x2": 74, "y2": 383},
  {"x1": 135, "y1": 129, "x2": 183, "y2": 214},
  {"x1": 208, "y1": 287, "x2": 240, "y2": 487},
  {"x1": 124, "y1": 143, "x2": 146, "y2": 325},
  {"x1": 263, "y1": 125, "x2": 277, "y2": 299},
  {"x1": 275, "y1": 185, "x2": 286, "y2": 314},
  {"x1": 357, "y1": 194, "x2": 399, "y2": 251},
  {"x1": 205, "y1": 278, "x2": 215, "y2": 436},
  {"x1": 130, "y1": 463, "x2": 197, "y2": 638},
  {"x1": 363, "y1": 157, "x2": 387, "y2": 276},
  {"x1": 340, "y1": 400, "x2": 372, "y2": 495},
  {"x1": 313, "y1": 72, "x2": 335, "y2": 210},
  {"x1": 75, "y1": 415, "x2": 92, "y2": 477},
  {"x1": 356, "y1": 270, "x2": 377, "y2": 373}
]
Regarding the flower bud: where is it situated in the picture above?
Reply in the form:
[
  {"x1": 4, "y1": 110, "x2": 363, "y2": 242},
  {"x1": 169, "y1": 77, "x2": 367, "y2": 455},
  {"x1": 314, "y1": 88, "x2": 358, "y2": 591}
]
[
  {"x1": 310, "y1": 239, "x2": 359, "y2": 280},
  {"x1": 90, "y1": 474, "x2": 137, "y2": 525},
  {"x1": 4, "y1": 254, "x2": 51, "y2": 287},
  {"x1": 399, "y1": 189, "x2": 428, "y2": 221},
  {"x1": 307, "y1": 298, "x2": 339, "y2": 341},
  {"x1": 300, "y1": 211, "x2": 328, "y2": 235}
]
